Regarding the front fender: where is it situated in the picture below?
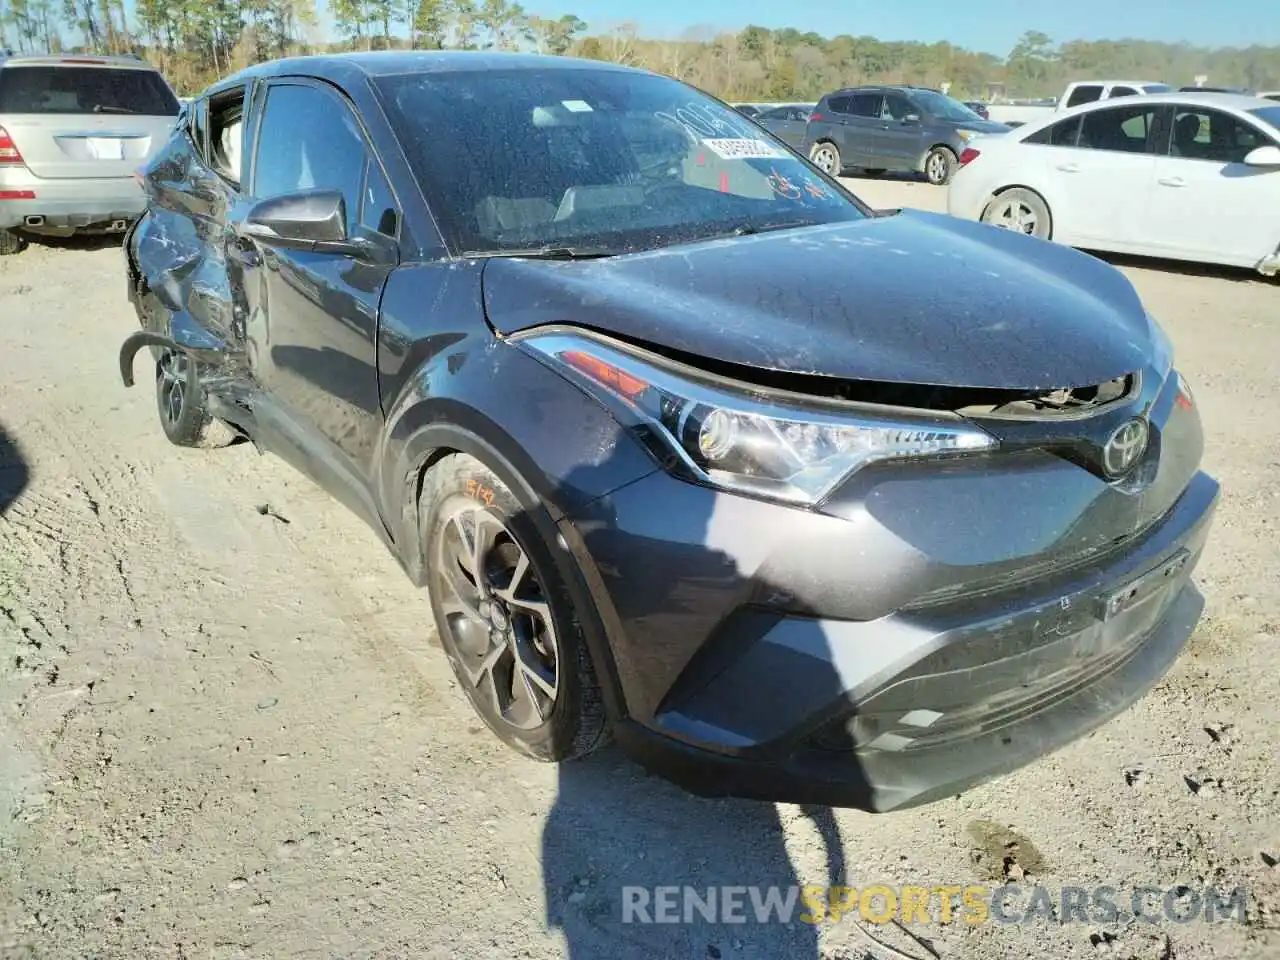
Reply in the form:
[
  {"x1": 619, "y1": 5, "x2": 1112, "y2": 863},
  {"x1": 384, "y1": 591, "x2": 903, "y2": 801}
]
[{"x1": 378, "y1": 339, "x2": 658, "y2": 585}]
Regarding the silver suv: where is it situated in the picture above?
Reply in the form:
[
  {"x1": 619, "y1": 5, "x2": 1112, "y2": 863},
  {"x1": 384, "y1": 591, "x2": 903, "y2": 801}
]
[{"x1": 0, "y1": 53, "x2": 180, "y2": 255}]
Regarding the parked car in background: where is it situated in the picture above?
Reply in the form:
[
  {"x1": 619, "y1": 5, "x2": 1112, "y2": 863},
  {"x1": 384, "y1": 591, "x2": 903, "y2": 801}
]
[
  {"x1": 121, "y1": 51, "x2": 1217, "y2": 813},
  {"x1": 733, "y1": 103, "x2": 762, "y2": 118},
  {"x1": 0, "y1": 53, "x2": 180, "y2": 255},
  {"x1": 948, "y1": 92, "x2": 1280, "y2": 275},
  {"x1": 804, "y1": 84, "x2": 1010, "y2": 184},
  {"x1": 1263, "y1": 91, "x2": 1280, "y2": 102},
  {"x1": 1057, "y1": 80, "x2": 1171, "y2": 111},
  {"x1": 751, "y1": 103, "x2": 814, "y2": 149},
  {"x1": 963, "y1": 100, "x2": 990, "y2": 119}
]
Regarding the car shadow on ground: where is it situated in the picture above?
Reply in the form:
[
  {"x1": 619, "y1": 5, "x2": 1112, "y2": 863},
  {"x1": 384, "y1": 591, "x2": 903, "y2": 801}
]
[
  {"x1": 0, "y1": 422, "x2": 30, "y2": 515},
  {"x1": 1086, "y1": 249, "x2": 1277, "y2": 284},
  {"x1": 16, "y1": 231, "x2": 125, "y2": 254},
  {"x1": 525, "y1": 444, "x2": 875, "y2": 959}
]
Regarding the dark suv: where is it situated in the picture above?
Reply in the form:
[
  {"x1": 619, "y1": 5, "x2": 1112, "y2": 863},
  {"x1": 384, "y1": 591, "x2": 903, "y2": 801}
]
[{"x1": 804, "y1": 85, "x2": 1010, "y2": 185}]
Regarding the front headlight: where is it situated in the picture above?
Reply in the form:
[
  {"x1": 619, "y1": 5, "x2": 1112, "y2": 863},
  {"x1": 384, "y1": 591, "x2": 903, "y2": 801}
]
[{"x1": 517, "y1": 330, "x2": 997, "y2": 507}]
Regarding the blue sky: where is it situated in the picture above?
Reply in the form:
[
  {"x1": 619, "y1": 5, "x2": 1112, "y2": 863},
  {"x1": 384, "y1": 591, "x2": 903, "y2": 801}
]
[{"x1": 466, "y1": 0, "x2": 1276, "y2": 57}]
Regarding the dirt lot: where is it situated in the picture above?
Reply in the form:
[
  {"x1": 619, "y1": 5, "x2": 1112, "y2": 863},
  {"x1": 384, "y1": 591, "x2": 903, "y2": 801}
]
[{"x1": 1, "y1": 178, "x2": 1278, "y2": 960}]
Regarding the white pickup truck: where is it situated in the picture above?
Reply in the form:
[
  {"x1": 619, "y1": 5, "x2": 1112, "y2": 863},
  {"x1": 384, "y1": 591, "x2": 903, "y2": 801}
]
[{"x1": 1056, "y1": 80, "x2": 1172, "y2": 111}]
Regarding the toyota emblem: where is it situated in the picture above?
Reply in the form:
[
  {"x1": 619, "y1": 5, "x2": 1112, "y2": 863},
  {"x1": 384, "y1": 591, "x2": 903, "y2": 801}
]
[{"x1": 1102, "y1": 418, "x2": 1149, "y2": 478}]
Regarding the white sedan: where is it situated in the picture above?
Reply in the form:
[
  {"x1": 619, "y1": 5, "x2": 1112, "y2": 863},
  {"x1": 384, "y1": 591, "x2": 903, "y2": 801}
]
[{"x1": 947, "y1": 93, "x2": 1280, "y2": 275}]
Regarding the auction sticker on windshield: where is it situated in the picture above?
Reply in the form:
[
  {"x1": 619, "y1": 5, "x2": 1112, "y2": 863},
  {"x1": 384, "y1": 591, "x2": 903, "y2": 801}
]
[{"x1": 702, "y1": 138, "x2": 788, "y2": 160}]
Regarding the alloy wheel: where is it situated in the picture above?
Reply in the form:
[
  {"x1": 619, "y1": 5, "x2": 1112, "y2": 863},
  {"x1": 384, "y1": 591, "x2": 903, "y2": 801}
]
[
  {"x1": 811, "y1": 145, "x2": 836, "y2": 173},
  {"x1": 157, "y1": 350, "x2": 190, "y2": 426},
  {"x1": 987, "y1": 198, "x2": 1038, "y2": 235},
  {"x1": 434, "y1": 503, "x2": 559, "y2": 730},
  {"x1": 927, "y1": 151, "x2": 949, "y2": 184}
]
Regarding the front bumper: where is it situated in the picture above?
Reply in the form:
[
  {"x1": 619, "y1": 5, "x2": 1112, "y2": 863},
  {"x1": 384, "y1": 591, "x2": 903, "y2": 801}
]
[
  {"x1": 0, "y1": 170, "x2": 144, "y2": 232},
  {"x1": 611, "y1": 475, "x2": 1213, "y2": 812},
  {"x1": 561, "y1": 368, "x2": 1217, "y2": 811}
]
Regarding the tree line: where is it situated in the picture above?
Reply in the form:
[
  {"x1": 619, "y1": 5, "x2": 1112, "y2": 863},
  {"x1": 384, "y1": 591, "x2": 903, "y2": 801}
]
[{"x1": 1, "y1": 0, "x2": 1278, "y2": 102}]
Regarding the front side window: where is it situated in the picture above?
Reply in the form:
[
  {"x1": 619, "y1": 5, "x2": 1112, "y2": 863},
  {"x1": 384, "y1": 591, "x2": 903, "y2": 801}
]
[
  {"x1": 848, "y1": 93, "x2": 882, "y2": 118},
  {"x1": 1169, "y1": 107, "x2": 1274, "y2": 163},
  {"x1": 882, "y1": 94, "x2": 915, "y2": 121},
  {"x1": 375, "y1": 68, "x2": 869, "y2": 256},
  {"x1": 252, "y1": 83, "x2": 366, "y2": 216},
  {"x1": 1078, "y1": 105, "x2": 1159, "y2": 153},
  {"x1": 1066, "y1": 85, "x2": 1103, "y2": 107}
]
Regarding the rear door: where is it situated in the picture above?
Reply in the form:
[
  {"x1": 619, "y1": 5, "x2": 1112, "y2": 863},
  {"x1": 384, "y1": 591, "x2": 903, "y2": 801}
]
[
  {"x1": 0, "y1": 62, "x2": 180, "y2": 178},
  {"x1": 841, "y1": 92, "x2": 884, "y2": 165}
]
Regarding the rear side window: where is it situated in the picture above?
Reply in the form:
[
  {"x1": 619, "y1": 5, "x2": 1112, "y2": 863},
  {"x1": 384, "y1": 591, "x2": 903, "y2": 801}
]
[
  {"x1": 1025, "y1": 115, "x2": 1082, "y2": 147},
  {"x1": 1109, "y1": 86, "x2": 1139, "y2": 99},
  {"x1": 1065, "y1": 85, "x2": 1102, "y2": 108},
  {"x1": 0, "y1": 66, "x2": 179, "y2": 115},
  {"x1": 1078, "y1": 104, "x2": 1160, "y2": 154},
  {"x1": 826, "y1": 95, "x2": 852, "y2": 115}
]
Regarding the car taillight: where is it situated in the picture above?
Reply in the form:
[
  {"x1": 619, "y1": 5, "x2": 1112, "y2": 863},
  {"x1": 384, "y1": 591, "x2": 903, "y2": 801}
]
[
  {"x1": 0, "y1": 190, "x2": 35, "y2": 200},
  {"x1": 0, "y1": 126, "x2": 24, "y2": 165},
  {"x1": 958, "y1": 147, "x2": 981, "y2": 167},
  {"x1": 808, "y1": 112, "x2": 824, "y2": 123}
]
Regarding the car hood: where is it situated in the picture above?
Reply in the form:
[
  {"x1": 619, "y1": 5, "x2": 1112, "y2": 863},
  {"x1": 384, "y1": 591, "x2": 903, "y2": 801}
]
[{"x1": 481, "y1": 209, "x2": 1155, "y2": 391}]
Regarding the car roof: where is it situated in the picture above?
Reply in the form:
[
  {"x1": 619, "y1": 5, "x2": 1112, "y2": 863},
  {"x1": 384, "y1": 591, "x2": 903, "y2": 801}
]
[
  {"x1": 0, "y1": 53, "x2": 160, "y2": 71},
  {"x1": 1017, "y1": 91, "x2": 1280, "y2": 135},
  {"x1": 204, "y1": 50, "x2": 645, "y2": 96},
  {"x1": 1067, "y1": 80, "x2": 1166, "y2": 87}
]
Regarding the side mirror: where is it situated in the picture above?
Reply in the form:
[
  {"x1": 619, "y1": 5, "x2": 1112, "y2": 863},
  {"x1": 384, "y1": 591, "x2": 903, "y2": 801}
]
[
  {"x1": 241, "y1": 189, "x2": 348, "y2": 248},
  {"x1": 1243, "y1": 145, "x2": 1280, "y2": 167}
]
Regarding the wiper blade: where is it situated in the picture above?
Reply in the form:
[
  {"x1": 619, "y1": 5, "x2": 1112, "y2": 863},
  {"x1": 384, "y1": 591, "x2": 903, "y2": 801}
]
[
  {"x1": 93, "y1": 104, "x2": 140, "y2": 114},
  {"x1": 727, "y1": 219, "x2": 819, "y2": 238},
  {"x1": 461, "y1": 246, "x2": 615, "y2": 260}
]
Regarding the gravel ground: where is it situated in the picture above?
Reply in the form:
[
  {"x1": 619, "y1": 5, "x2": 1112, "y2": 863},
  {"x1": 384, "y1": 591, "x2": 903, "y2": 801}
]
[{"x1": 1, "y1": 179, "x2": 1278, "y2": 960}]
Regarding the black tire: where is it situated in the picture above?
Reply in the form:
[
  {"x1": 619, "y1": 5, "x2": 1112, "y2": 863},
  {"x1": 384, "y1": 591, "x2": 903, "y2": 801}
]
[
  {"x1": 154, "y1": 349, "x2": 236, "y2": 448},
  {"x1": 420, "y1": 452, "x2": 608, "y2": 762},
  {"x1": 0, "y1": 229, "x2": 26, "y2": 256},
  {"x1": 980, "y1": 187, "x2": 1053, "y2": 241},
  {"x1": 924, "y1": 146, "x2": 958, "y2": 185},
  {"x1": 809, "y1": 141, "x2": 842, "y2": 176}
]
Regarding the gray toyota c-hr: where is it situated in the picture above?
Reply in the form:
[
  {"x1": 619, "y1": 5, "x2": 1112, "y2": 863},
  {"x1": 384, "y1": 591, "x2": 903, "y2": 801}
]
[{"x1": 119, "y1": 51, "x2": 1217, "y2": 812}]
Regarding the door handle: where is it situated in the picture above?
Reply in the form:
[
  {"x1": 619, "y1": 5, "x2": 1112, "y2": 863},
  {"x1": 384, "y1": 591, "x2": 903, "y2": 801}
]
[
  {"x1": 1158, "y1": 176, "x2": 1187, "y2": 187},
  {"x1": 1056, "y1": 162, "x2": 1080, "y2": 172}
]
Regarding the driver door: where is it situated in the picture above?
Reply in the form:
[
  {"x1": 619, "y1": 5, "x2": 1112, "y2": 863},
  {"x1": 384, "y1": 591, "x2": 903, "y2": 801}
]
[{"x1": 232, "y1": 78, "x2": 402, "y2": 514}]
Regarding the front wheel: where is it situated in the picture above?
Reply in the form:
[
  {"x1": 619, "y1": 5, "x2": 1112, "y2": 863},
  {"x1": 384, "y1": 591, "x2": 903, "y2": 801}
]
[
  {"x1": 924, "y1": 146, "x2": 957, "y2": 185},
  {"x1": 809, "y1": 141, "x2": 842, "y2": 176},
  {"x1": 980, "y1": 188, "x2": 1053, "y2": 241},
  {"x1": 154, "y1": 349, "x2": 236, "y2": 448},
  {"x1": 420, "y1": 453, "x2": 608, "y2": 762}
]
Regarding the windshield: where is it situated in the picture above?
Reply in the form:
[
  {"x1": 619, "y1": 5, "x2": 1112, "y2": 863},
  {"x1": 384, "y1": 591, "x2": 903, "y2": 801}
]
[
  {"x1": 910, "y1": 89, "x2": 983, "y2": 123},
  {"x1": 375, "y1": 68, "x2": 867, "y2": 256},
  {"x1": 0, "y1": 66, "x2": 179, "y2": 115},
  {"x1": 1250, "y1": 106, "x2": 1280, "y2": 133}
]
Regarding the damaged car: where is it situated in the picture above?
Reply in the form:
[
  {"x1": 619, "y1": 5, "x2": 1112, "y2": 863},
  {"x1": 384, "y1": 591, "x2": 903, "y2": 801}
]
[{"x1": 119, "y1": 52, "x2": 1218, "y2": 813}]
